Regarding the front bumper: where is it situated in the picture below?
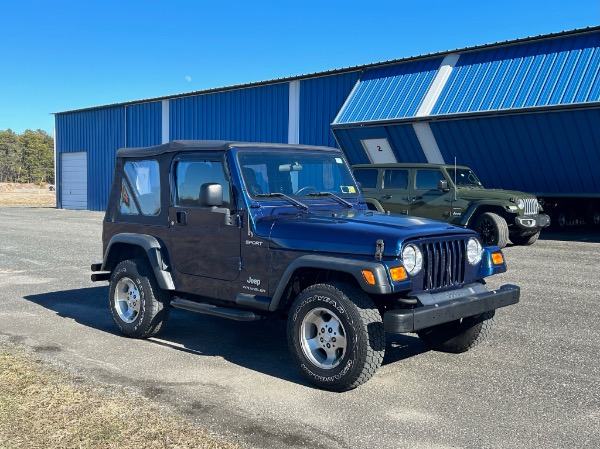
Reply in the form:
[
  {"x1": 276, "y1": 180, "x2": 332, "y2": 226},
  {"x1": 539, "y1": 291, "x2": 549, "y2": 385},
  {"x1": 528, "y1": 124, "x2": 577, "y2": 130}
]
[
  {"x1": 514, "y1": 214, "x2": 550, "y2": 231},
  {"x1": 383, "y1": 283, "x2": 520, "y2": 333}
]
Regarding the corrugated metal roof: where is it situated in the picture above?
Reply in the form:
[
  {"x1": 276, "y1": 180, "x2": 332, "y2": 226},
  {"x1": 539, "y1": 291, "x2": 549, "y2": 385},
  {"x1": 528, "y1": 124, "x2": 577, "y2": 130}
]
[
  {"x1": 433, "y1": 31, "x2": 600, "y2": 115},
  {"x1": 333, "y1": 59, "x2": 443, "y2": 124},
  {"x1": 54, "y1": 26, "x2": 600, "y2": 116}
]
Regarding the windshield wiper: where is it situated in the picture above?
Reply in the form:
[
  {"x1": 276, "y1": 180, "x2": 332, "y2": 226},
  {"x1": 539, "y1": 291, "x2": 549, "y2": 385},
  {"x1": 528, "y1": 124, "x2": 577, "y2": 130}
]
[
  {"x1": 256, "y1": 193, "x2": 308, "y2": 210},
  {"x1": 307, "y1": 192, "x2": 353, "y2": 208}
]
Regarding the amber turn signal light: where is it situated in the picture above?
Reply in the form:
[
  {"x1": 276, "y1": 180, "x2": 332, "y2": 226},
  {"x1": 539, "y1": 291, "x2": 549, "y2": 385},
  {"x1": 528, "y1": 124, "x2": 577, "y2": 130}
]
[
  {"x1": 362, "y1": 270, "x2": 376, "y2": 285},
  {"x1": 390, "y1": 266, "x2": 408, "y2": 281},
  {"x1": 492, "y1": 252, "x2": 504, "y2": 265}
]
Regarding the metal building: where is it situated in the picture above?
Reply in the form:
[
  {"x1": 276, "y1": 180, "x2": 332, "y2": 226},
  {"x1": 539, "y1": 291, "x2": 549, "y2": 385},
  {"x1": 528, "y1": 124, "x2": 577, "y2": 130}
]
[{"x1": 55, "y1": 26, "x2": 600, "y2": 211}]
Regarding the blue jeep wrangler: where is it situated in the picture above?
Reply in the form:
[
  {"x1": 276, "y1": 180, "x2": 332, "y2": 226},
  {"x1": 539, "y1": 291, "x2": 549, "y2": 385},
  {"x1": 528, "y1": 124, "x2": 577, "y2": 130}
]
[{"x1": 91, "y1": 140, "x2": 519, "y2": 392}]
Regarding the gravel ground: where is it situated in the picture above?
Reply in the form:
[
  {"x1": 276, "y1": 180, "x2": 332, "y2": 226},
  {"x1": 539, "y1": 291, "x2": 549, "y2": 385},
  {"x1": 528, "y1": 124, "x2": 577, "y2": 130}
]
[{"x1": 0, "y1": 207, "x2": 599, "y2": 449}]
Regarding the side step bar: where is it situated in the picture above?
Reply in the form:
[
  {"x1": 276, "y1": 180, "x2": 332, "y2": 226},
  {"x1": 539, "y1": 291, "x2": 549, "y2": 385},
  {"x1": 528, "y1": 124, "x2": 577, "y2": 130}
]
[{"x1": 170, "y1": 297, "x2": 261, "y2": 322}]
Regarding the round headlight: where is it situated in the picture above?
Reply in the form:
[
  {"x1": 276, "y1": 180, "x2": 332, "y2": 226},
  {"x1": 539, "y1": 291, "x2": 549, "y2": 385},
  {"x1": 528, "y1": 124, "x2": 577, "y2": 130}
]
[
  {"x1": 517, "y1": 199, "x2": 525, "y2": 209},
  {"x1": 467, "y1": 237, "x2": 483, "y2": 265},
  {"x1": 402, "y1": 244, "x2": 423, "y2": 275}
]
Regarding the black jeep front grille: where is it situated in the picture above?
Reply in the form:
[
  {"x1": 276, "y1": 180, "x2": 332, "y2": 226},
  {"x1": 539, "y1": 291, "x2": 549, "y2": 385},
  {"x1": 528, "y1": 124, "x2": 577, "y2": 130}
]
[{"x1": 421, "y1": 239, "x2": 466, "y2": 291}]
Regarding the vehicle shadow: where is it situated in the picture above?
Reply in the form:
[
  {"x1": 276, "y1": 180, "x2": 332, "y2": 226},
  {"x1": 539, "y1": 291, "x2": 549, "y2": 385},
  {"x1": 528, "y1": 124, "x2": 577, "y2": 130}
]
[
  {"x1": 538, "y1": 227, "x2": 600, "y2": 243},
  {"x1": 24, "y1": 286, "x2": 428, "y2": 388}
]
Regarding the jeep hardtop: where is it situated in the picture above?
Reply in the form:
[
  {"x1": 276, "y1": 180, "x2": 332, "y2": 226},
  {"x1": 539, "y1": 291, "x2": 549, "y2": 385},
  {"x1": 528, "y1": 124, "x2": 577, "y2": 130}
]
[
  {"x1": 92, "y1": 140, "x2": 520, "y2": 391},
  {"x1": 353, "y1": 163, "x2": 550, "y2": 248}
]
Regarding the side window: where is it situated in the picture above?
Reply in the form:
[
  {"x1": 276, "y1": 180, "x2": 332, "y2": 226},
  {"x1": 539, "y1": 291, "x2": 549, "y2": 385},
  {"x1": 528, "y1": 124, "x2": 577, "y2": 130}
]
[
  {"x1": 415, "y1": 170, "x2": 445, "y2": 190},
  {"x1": 121, "y1": 160, "x2": 160, "y2": 216},
  {"x1": 175, "y1": 160, "x2": 230, "y2": 208},
  {"x1": 383, "y1": 169, "x2": 408, "y2": 189},
  {"x1": 353, "y1": 169, "x2": 378, "y2": 189}
]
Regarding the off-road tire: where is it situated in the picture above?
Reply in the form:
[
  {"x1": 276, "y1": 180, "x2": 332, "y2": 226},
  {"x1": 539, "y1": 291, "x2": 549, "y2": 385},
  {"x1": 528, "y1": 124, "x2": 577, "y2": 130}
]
[
  {"x1": 586, "y1": 209, "x2": 600, "y2": 227},
  {"x1": 510, "y1": 231, "x2": 540, "y2": 246},
  {"x1": 109, "y1": 258, "x2": 170, "y2": 339},
  {"x1": 287, "y1": 282, "x2": 385, "y2": 392},
  {"x1": 417, "y1": 311, "x2": 495, "y2": 353},
  {"x1": 550, "y1": 211, "x2": 567, "y2": 230},
  {"x1": 475, "y1": 212, "x2": 509, "y2": 248}
]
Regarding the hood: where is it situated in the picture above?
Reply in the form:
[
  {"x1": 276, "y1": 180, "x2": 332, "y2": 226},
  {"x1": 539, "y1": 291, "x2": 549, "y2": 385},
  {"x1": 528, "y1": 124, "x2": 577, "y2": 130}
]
[
  {"x1": 456, "y1": 186, "x2": 536, "y2": 201},
  {"x1": 254, "y1": 209, "x2": 475, "y2": 257}
]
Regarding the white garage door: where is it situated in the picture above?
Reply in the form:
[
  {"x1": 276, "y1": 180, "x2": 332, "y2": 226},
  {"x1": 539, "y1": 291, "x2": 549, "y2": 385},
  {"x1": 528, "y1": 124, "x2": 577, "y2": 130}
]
[{"x1": 61, "y1": 152, "x2": 87, "y2": 210}]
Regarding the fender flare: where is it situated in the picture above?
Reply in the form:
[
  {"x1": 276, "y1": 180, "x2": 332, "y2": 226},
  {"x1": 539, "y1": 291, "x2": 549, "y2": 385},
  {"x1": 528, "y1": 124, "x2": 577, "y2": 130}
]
[
  {"x1": 268, "y1": 255, "x2": 394, "y2": 311},
  {"x1": 363, "y1": 197, "x2": 385, "y2": 212},
  {"x1": 103, "y1": 233, "x2": 175, "y2": 290}
]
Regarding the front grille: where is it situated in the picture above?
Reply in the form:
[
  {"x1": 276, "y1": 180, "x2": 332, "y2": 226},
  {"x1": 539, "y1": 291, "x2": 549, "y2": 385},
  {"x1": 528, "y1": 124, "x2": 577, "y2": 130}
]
[
  {"x1": 421, "y1": 239, "x2": 466, "y2": 291},
  {"x1": 523, "y1": 198, "x2": 540, "y2": 215}
]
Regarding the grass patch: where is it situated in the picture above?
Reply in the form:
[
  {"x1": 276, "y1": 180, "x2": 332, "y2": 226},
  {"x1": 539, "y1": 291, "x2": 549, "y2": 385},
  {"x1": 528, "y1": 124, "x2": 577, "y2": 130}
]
[
  {"x1": 0, "y1": 344, "x2": 241, "y2": 449},
  {"x1": 0, "y1": 184, "x2": 55, "y2": 207}
]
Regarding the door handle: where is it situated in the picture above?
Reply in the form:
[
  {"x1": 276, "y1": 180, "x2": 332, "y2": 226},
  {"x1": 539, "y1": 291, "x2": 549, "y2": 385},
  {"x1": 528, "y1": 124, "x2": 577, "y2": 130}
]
[
  {"x1": 176, "y1": 211, "x2": 187, "y2": 225},
  {"x1": 381, "y1": 195, "x2": 392, "y2": 200}
]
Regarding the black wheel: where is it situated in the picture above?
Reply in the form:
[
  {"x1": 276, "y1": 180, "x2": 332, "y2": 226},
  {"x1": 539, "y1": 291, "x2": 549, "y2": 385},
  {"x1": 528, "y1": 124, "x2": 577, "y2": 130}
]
[
  {"x1": 586, "y1": 210, "x2": 600, "y2": 227},
  {"x1": 417, "y1": 311, "x2": 495, "y2": 353},
  {"x1": 287, "y1": 283, "x2": 385, "y2": 392},
  {"x1": 510, "y1": 231, "x2": 540, "y2": 246},
  {"x1": 474, "y1": 212, "x2": 509, "y2": 248},
  {"x1": 550, "y1": 211, "x2": 567, "y2": 230},
  {"x1": 109, "y1": 259, "x2": 170, "y2": 338}
]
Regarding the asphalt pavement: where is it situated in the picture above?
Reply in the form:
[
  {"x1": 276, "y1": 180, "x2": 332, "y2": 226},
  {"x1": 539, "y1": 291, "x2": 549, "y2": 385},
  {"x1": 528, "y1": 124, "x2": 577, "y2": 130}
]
[{"x1": 0, "y1": 207, "x2": 599, "y2": 449}]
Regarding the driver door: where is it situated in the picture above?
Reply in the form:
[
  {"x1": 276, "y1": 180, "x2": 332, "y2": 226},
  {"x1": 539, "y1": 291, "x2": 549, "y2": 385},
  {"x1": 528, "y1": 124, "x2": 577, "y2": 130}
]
[{"x1": 169, "y1": 156, "x2": 241, "y2": 281}]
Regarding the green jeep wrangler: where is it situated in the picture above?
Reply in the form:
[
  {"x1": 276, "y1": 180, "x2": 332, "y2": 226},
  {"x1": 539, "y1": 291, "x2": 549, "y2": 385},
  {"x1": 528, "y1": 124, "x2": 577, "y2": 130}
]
[{"x1": 353, "y1": 163, "x2": 550, "y2": 248}]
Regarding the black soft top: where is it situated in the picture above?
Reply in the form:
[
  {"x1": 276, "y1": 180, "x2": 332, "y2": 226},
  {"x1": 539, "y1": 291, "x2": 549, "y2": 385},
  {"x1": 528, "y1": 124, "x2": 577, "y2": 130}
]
[{"x1": 116, "y1": 140, "x2": 340, "y2": 158}]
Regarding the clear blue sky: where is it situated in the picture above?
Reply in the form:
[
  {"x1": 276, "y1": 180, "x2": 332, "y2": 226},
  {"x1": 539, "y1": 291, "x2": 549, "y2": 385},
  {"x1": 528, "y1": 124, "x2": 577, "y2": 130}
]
[{"x1": 1, "y1": 0, "x2": 598, "y2": 135}]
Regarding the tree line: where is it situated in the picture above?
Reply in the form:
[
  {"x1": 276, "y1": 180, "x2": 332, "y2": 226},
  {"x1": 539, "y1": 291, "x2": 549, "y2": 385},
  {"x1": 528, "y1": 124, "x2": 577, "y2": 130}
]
[{"x1": 0, "y1": 129, "x2": 54, "y2": 184}]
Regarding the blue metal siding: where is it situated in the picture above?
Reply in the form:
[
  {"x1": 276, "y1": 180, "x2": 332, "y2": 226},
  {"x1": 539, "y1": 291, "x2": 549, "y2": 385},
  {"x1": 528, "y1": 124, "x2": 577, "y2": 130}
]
[
  {"x1": 169, "y1": 84, "x2": 289, "y2": 143},
  {"x1": 433, "y1": 31, "x2": 600, "y2": 115},
  {"x1": 126, "y1": 102, "x2": 162, "y2": 147},
  {"x1": 430, "y1": 108, "x2": 600, "y2": 195},
  {"x1": 334, "y1": 58, "x2": 443, "y2": 124},
  {"x1": 333, "y1": 124, "x2": 425, "y2": 166},
  {"x1": 299, "y1": 72, "x2": 361, "y2": 147},
  {"x1": 55, "y1": 106, "x2": 125, "y2": 211}
]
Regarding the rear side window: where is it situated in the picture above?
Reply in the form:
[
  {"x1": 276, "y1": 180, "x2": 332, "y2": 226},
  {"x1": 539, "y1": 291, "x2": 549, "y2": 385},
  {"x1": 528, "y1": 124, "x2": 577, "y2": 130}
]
[
  {"x1": 383, "y1": 169, "x2": 408, "y2": 189},
  {"x1": 415, "y1": 169, "x2": 445, "y2": 190},
  {"x1": 353, "y1": 169, "x2": 378, "y2": 189},
  {"x1": 120, "y1": 160, "x2": 160, "y2": 216},
  {"x1": 174, "y1": 160, "x2": 230, "y2": 208}
]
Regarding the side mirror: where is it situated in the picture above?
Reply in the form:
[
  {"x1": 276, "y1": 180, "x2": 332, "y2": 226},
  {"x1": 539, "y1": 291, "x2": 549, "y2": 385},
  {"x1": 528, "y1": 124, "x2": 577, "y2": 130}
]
[
  {"x1": 199, "y1": 183, "x2": 223, "y2": 206},
  {"x1": 438, "y1": 180, "x2": 449, "y2": 191}
]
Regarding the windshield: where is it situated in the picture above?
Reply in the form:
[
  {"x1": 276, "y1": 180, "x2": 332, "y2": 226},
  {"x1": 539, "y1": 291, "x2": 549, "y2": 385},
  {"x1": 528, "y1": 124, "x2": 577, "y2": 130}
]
[
  {"x1": 450, "y1": 168, "x2": 483, "y2": 187},
  {"x1": 237, "y1": 150, "x2": 359, "y2": 200}
]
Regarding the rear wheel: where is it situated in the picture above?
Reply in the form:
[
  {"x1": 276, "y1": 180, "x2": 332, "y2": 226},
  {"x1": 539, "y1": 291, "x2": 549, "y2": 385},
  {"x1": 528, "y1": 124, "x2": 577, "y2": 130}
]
[
  {"x1": 550, "y1": 211, "x2": 567, "y2": 230},
  {"x1": 287, "y1": 282, "x2": 385, "y2": 392},
  {"x1": 510, "y1": 231, "x2": 540, "y2": 246},
  {"x1": 586, "y1": 209, "x2": 600, "y2": 227},
  {"x1": 109, "y1": 258, "x2": 170, "y2": 338},
  {"x1": 474, "y1": 212, "x2": 509, "y2": 248},
  {"x1": 417, "y1": 311, "x2": 495, "y2": 353}
]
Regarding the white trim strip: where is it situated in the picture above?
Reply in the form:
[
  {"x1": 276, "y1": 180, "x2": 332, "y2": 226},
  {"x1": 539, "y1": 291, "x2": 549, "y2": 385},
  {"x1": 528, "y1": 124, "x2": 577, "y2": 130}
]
[
  {"x1": 413, "y1": 122, "x2": 445, "y2": 164},
  {"x1": 416, "y1": 53, "x2": 460, "y2": 117},
  {"x1": 288, "y1": 80, "x2": 300, "y2": 144},
  {"x1": 161, "y1": 100, "x2": 170, "y2": 144}
]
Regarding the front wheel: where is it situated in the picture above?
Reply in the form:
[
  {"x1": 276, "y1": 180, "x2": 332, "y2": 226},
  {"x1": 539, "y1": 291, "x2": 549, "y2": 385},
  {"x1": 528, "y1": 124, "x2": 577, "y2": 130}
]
[
  {"x1": 287, "y1": 283, "x2": 385, "y2": 392},
  {"x1": 474, "y1": 212, "x2": 509, "y2": 248},
  {"x1": 109, "y1": 259, "x2": 170, "y2": 339},
  {"x1": 417, "y1": 311, "x2": 494, "y2": 353}
]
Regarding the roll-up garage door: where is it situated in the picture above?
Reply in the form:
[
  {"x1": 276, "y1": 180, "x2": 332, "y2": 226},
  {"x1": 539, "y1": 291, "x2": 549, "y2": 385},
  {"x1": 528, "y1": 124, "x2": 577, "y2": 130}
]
[{"x1": 61, "y1": 152, "x2": 87, "y2": 210}]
